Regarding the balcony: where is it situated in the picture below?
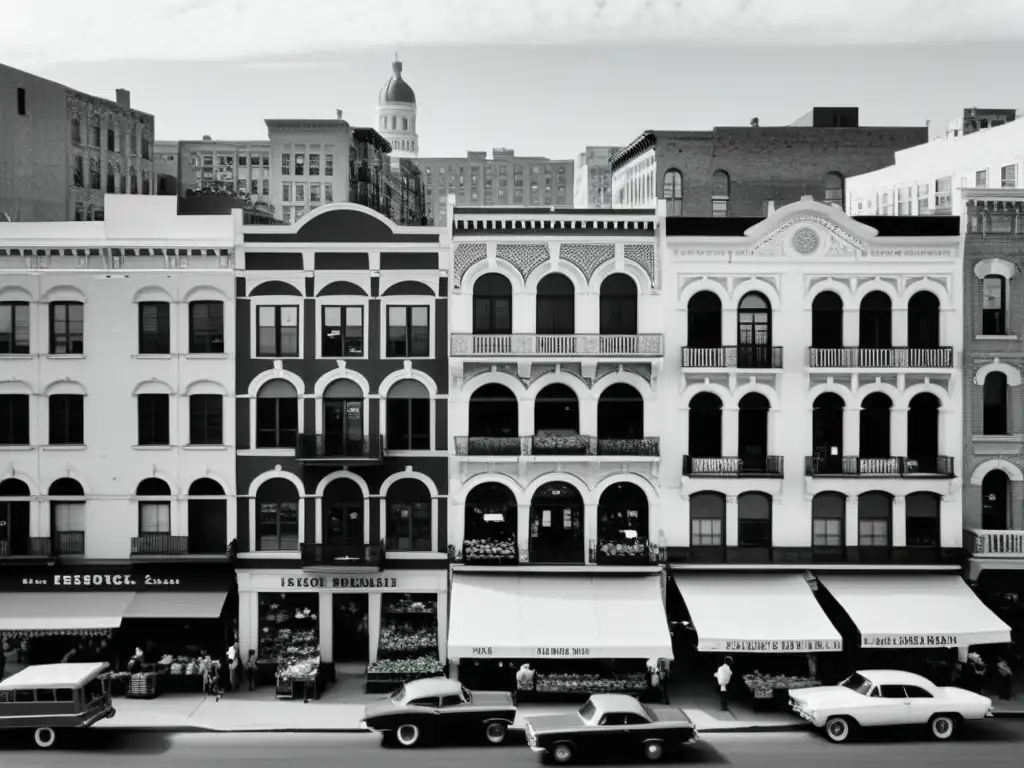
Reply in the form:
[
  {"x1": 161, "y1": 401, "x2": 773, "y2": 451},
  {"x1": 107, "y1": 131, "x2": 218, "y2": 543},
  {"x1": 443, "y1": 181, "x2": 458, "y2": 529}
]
[
  {"x1": 808, "y1": 347, "x2": 953, "y2": 368},
  {"x1": 804, "y1": 456, "x2": 955, "y2": 478},
  {"x1": 454, "y1": 435, "x2": 660, "y2": 458},
  {"x1": 300, "y1": 541, "x2": 385, "y2": 571},
  {"x1": 965, "y1": 209, "x2": 1024, "y2": 237},
  {"x1": 669, "y1": 545, "x2": 964, "y2": 567},
  {"x1": 680, "y1": 346, "x2": 783, "y2": 369},
  {"x1": 0, "y1": 537, "x2": 53, "y2": 562},
  {"x1": 450, "y1": 540, "x2": 519, "y2": 566},
  {"x1": 965, "y1": 529, "x2": 1024, "y2": 558},
  {"x1": 594, "y1": 538, "x2": 662, "y2": 566},
  {"x1": 295, "y1": 434, "x2": 383, "y2": 464},
  {"x1": 450, "y1": 333, "x2": 664, "y2": 358},
  {"x1": 130, "y1": 533, "x2": 236, "y2": 561},
  {"x1": 682, "y1": 455, "x2": 784, "y2": 478},
  {"x1": 54, "y1": 531, "x2": 84, "y2": 556}
]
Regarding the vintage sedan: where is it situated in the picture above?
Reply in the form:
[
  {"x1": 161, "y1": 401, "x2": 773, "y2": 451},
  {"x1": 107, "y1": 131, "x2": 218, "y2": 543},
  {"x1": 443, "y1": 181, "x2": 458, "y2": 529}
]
[
  {"x1": 361, "y1": 677, "x2": 516, "y2": 747},
  {"x1": 790, "y1": 669, "x2": 994, "y2": 743},
  {"x1": 524, "y1": 693, "x2": 698, "y2": 763}
]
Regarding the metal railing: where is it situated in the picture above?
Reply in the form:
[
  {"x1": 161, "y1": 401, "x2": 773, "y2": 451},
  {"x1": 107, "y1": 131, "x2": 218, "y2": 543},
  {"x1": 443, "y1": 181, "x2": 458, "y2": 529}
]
[
  {"x1": 682, "y1": 455, "x2": 784, "y2": 477},
  {"x1": 454, "y1": 435, "x2": 660, "y2": 457},
  {"x1": 808, "y1": 346, "x2": 953, "y2": 368},
  {"x1": 296, "y1": 434, "x2": 382, "y2": 461},
  {"x1": 0, "y1": 537, "x2": 53, "y2": 558},
  {"x1": 680, "y1": 346, "x2": 783, "y2": 369},
  {"x1": 450, "y1": 333, "x2": 664, "y2": 357},
  {"x1": 300, "y1": 540, "x2": 385, "y2": 570},
  {"x1": 131, "y1": 533, "x2": 189, "y2": 556},
  {"x1": 965, "y1": 529, "x2": 1024, "y2": 557},
  {"x1": 55, "y1": 530, "x2": 84, "y2": 556},
  {"x1": 804, "y1": 455, "x2": 955, "y2": 477}
]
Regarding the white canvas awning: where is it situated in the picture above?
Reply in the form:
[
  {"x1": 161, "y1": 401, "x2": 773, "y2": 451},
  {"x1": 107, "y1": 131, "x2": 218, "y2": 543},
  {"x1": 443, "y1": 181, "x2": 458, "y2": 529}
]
[
  {"x1": 0, "y1": 592, "x2": 135, "y2": 631},
  {"x1": 818, "y1": 574, "x2": 1012, "y2": 649},
  {"x1": 673, "y1": 573, "x2": 843, "y2": 653},
  {"x1": 448, "y1": 573, "x2": 673, "y2": 661}
]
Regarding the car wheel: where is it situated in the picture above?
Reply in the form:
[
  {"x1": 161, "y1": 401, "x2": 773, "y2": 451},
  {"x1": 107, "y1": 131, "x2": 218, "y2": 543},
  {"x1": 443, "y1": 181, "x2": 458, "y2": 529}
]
[
  {"x1": 34, "y1": 727, "x2": 56, "y2": 749},
  {"x1": 485, "y1": 722, "x2": 507, "y2": 744},
  {"x1": 551, "y1": 741, "x2": 574, "y2": 763},
  {"x1": 395, "y1": 723, "x2": 420, "y2": 747},
  {"x1": 929, "y1": 714, "x2": 957, "y2": 741},
  {"x1": 824, "y1": 716, "x2": 852, "y2": 743},
  {"x1": 643, "y1": 740, "x2": 666, "y2": 761}
]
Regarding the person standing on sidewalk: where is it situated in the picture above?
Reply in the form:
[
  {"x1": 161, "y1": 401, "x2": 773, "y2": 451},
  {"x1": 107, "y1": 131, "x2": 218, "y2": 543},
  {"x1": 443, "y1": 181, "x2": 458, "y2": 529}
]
[
  {"x1": 246, "y1": 650, "x2": 258, "y2": 691},
  {"x1": 715, "y1": 657, "x2": 734, "y2": 711}
]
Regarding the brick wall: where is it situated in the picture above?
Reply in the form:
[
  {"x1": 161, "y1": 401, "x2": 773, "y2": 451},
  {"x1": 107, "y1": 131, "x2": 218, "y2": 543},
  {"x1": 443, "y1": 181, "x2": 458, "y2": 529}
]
[
  {"x1": 653, "y1": 126, "x2": 928, "y2": 217},
  {"x1": 962, "y1": 235, "x2": 1024, "y2": 531}
]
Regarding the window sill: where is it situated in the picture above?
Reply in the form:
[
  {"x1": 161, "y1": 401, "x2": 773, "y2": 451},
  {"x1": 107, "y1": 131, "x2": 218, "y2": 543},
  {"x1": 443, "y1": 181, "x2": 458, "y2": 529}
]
[
  {"x1": 383, "y1": 356, "x2": 433, "y2": 361},
  {"x1": 0, "y1": 444, "x2": 34, "y2": 451},
  {"x1": 384, "y1": 449, "x2": 447, "y2": 458},
  {"x1": 238, "y1": 448, "x2": 295, "y2": 457},
  {"x1": 0, "y1": 354, "x2": 32, "y2": 360},
  {"x1": 975, "y1": 334, "x2": 1018, "y2": 341},
  {"x1": 182, "y1": 444, "x2": 229, "y2": 451},
  {"x1": 236, "y1": 551, "x2": 301, "y2": 560},
  {"x1": 133, "y1": 354, "x2": 173, "y2": 360},
  {"x1": 318, "y1": 355, "x2": 369, "y2": 361},
  {"x1": 134, "y1": 444, "x2": 175, "y2": 451},
  {"x1": 45, "y1": 354, "x2": 85, "y2": 360},
  {"x1": 185, "y1": 353, "x2": 229, "y2": 360},
  {"x1": 385, "y1": 551, "x2": 447, "y2": 560},
  {"x1": 972, "y1": 434, "x2": 1023, "y2": 442},
  {"x1": 42, "y1": 444, "x2": 87, "y2": 451},
  {"x1": 254, "y1": 355, "x2": 301, "y2": 360}
]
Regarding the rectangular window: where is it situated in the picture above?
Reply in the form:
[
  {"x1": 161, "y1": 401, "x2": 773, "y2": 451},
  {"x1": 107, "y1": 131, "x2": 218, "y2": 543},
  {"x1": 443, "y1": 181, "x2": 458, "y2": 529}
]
[
  {"x1": 737, "y1": 514, "x2": 770, "y2": 548},
  {"x1": 189, "y1": 394, "x2": 223, "y2": 445},
  {"x1": 89, "y1": 125, "x2": 100, "y2": 147},
  {"x1": 49, "y1": 302, "x2": 84, "y2": 354},
  {"x1": 934, "y1": 177, "x2": 952, "y2": 211},
  {"x1": 71, "y1": 117, "x2": 81, "y2": 146},
  {"x1": 72, "y1": 155, "x2": 83, "y2": 187},
  {"x1": 324, "y1": 153, "x2": 333, "y2": 175},
  {"x1": 308, "y1": 154, "x2": 320, "y2": 176},
  {"x1": 812, "y1": 518, "x2": 843, "y2": 547},
  {"x1": 250, "y1": 179, "x2": 259, "y2": 194},
  {"x1": 385, "y1": 501, "x2": 431, "y2": 551},
  {"x1": 324, "y1": 183, "x2": 333, "y2": 203},
  {"x1": 322, "y1": 306, "x2": 364, "y2": 357},
  {"x1": 137, "y1": 393, "x2": 170, "y2": 446},
  {"x1": 691, "y1": 518, "x2": 722, "y2": 547},
  {"x1": 1001, "y1": 164, "x2": 1017, "y2": 188},
  {"x1": 256, "y1": 305, "x2": 299, "y2": 357},
  {"x1": 982, "y1": 276, "x2": 1007, "y2": 335},
  {"x1": 386, "y1": 398, "x2": 431, "y2": 450},
  {"x1": 188, "y1": 301, "x2": 224, "y2": 353},
  {"x1": 106, "y1": 172, "x2": 115, "y2": 193},
  {"x1": 16, "y1": 87, "x2": 26, "y2": 115},
  {"x1": 310, "y1": 183, "x2": 321, "y2": 203},
  {"x1": 238, "y1": 155, "x2": 247, "y2": 166},
  {"x1": 976, "y1": 169, "x2": 989, "y2": 188},
  {"x1": 386, "y1": 305, "x2": 430, "y2": 358},
  {"x1": 138, "y1": 302, "x2": 170, "y2": 354},
  {"x1": 280, "y1": 153, "x2": 290, "y2": 176},
  {"x1": 0, "y1": 301, "x2": 30, "y2": 354},
  {"x1": 897, "y1": 186, "x2": 912, "y2": 215},
  {"x1": 107, "y1": 129, "x2": 115, "y2": 151},
  {"x1": 140, "y1": 502, "x2": 170, "y2": 534},
  {"x1": 53, "y1": 503, "x2": 85, "y2": 533},
  {"x1": 294, "y1": 153, "x2": 305, "y2": 175},
  {"x1": 916, "y1": 183, "x2": 929, "y2": 214},
  {"x1": 0, "y1": 394, "x2": 30, "y2": 444},
  {"x1": 281, "y1": 183, "x2": 291, "y2": 202},
  {"x1": 259, "y1": 501, "x2": 299, "y2": 551},
  {"x1": 49, "y1": 394, "x2": 84, "y2": 445},
  {"x1": 295, "y1": 184, "x2": 305, "y2": 202},
  {"x1": 858, "y1": 519, "x2": 889, "y2": 547},
  {"x1": 255, "y1": 397, "x2": 298, "y2": 448},
  {"x1": 262, "y1": 179, "x2": 269, "y2": 195}
]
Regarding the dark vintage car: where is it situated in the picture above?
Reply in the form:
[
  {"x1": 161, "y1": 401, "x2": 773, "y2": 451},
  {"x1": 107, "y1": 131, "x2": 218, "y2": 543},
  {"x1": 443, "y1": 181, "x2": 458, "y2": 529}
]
[
  {"x1": 361, "y1": 677, "x2": 517, "y2": 748},
  {"x1": 524, "y1": 694, "x2": 698, "y2": 763}
]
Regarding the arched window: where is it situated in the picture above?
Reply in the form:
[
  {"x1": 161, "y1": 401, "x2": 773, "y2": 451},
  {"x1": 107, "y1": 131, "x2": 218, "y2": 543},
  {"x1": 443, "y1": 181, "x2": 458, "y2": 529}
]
[
  {"x1": 737, "y1": 492, "x2": 771, "y2": 549},
  {"x1": 533, "y1": 384, "x2": 583, "y2": 454},
  {"x1": 711, "y1": 170, "x2": 730, "y2": 216},
  {"x1": 737, "y1": 292, "x2": 772, "y2": 367},
  {"x1": 49, "y1": 478, "x2": 85, "y2": 556},
  {"x1": 256, "y1": 379, "x2": 299, "y2": 448},
  {"x1": 188, "y1": 478, "x2": 227, "y2": 555},
  {"x1": 599, "y1": 274, "x2": 638, "y2": 335},
  {"x1": 907, "y1": 292, "x2": 940, "y2": 349},
  {"x1": 982, "y1": 275, "x2": 1007, "y2": 335},
  {"x1": 598, "y1": 483, "x2": 649, "y2": 562},
  {"x1": 386, "y1": 479, "x2": 432, "y2": 552},
  {"x1": 906, "y1": 492, "x2": 940, "y2": 548},
  {"x1": 463, "y1": 483, "x2": 517, "y2": 559},
  {"x1": 860, "y1": 392, "x2": 892, "y2": 458},
  {"x1": 983, "y1": 372, "x2": 1009, "y2": 435},
  {"x1": 137, "y1": 478, "x2": 172, "y2": 539},
  {"x1": 825, "y1": 172, "x2": 844, "y2": 208},
  {"x1": 690, "y1": 492, "x2": 725, "y2": 548},
  {"x1": 597, "y1": 383, "x2": 644, "y2": 443},
  {"x1": 686, "y1": 291, "x2": 722, "y2": 351},
  {"x1": 858, "y1": 492, "x2": 892, "y2": 549},
  {"x1": 663, "y1": 169, "x2": 683, "y2": 216},
  {"x1": 811, "y1": 393, "x2": 845, "y2": 473},
  {"x1": 0, "y1": 478, "x2": 31, "y2": 557},
  {"x1": 811, "y1": 291, "x2": 843, "y2": 350},
  {"x1": 536, "y1": 274, "x2": 575, "y2": 335},
  {"x1": 812, "y1": 492, "x2": 845, "y2": 549},
  {"x1": 982, "y1": 470, "x2": 1010, "y2": 530},
  {"x1": 907, "y1": 393, "x2": 941, "y2": 472},
  {"x1": 467, "y1": 384, "x2": 519, "y2": 454},
  {"x1": 323, "y1": 477, "x2": 364, "y2": 551},
  {"x1": 688, "y1": 392, "x2": 722, "y2": 460},
  {"x1": 859, "y1": 291, "x2": 892, "y2": 349},
  {"x1": 529, "y1": 482, "x2": 584, "y2": 563},
  {"x1": 386, "y1": 379, "x2": 431, "y2": 451},
  {"x1": 738, "y1": 392, "x2": 770, "y2": 472},
  {"x1": 472, "y1": 273, "x2": 512, "y2": 334},
  {"x1": 323, "y1": 379, "x2": 364, "y2": 456},
  {"x1": 257, "y1": 478, "x2": 299, "y2": 552}
]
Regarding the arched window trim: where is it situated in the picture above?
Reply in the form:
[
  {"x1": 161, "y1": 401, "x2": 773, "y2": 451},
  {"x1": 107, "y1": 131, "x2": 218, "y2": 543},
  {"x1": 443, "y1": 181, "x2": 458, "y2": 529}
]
[
  {"x1": 982, "y1": 371, "x2": 1010, "y2": 436},
  {"x1": 663, "y1": 169, "x2": 683, "y2": 216},
  {"x1": 811, "y1": 492, "x2": 846, "y2": 548},
  {"x1": 736, "y1": 491, "x2": 772, "y2": 548},
  {"x1": 711, "y1": 169, "x2": 730, "y2": 217},
  {"x1": 690, "y1": 491, "x2": 725, "y2": 548},
  {"x1": 824, "y1": 171, "x2": 845, "y2": 209},
  {"x1": 980, "y1": 274, "x2": 1009, "y2": 336}
]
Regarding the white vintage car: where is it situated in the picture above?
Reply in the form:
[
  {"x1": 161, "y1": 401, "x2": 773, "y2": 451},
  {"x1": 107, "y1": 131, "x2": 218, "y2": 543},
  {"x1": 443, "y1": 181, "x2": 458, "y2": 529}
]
[{"x1": 790, "y1": 669, "x2": 993, "y2": 743}]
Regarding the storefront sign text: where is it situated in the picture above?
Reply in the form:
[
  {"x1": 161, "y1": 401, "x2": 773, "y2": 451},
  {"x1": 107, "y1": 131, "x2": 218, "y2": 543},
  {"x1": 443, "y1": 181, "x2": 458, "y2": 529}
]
[
  {"x1": 279, "y1": 576, "x2": 399, "y2": 590},
  {"x1": 537, "y1": 647, "x2": 591, "y2": 657},
  {"x1": 24, "y1": 574, "x2": 181, "y2": 588},
  {"x1": 863, "y1": 635, "x2": 958, "y2": 648},
  {"x1": 471, "y1": 647, "x2": 493, "y2": 656},
  {"x1": 718, "y1": 639, "x2": 843, "y2": 653}
]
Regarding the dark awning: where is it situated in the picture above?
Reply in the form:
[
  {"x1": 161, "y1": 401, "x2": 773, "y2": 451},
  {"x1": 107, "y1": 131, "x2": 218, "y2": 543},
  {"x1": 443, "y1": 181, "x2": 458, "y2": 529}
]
[{"x1": 122, "y1": 591, "x2": 228, "y2": 620}]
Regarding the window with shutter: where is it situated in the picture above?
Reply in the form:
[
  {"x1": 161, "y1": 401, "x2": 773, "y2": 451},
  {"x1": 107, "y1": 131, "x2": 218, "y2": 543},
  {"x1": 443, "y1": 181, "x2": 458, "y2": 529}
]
[
  {"x1": 53, "y1": 503, "x2": 85, "y2": 531},
  {"x1": 138, "y1": 302, "x2": 170, "y2": 354},
  {"x1": 139, "y1": 502, "x2": 170, "y2": 533}
]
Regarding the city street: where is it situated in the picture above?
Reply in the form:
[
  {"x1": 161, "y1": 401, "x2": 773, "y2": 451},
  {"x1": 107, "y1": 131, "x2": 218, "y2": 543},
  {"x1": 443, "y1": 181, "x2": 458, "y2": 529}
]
[{"x1": 1, "y1": 720, "x2": 1023, "y2": 768}]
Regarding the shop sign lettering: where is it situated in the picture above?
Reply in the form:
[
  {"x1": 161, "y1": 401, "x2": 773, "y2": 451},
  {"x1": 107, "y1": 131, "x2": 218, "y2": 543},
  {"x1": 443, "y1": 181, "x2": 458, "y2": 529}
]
[
  {"x1": 472, "y1": 647, "x2": 493, "y2": 656},
  {"x1": 537, "y1": 647, "x2": 591, "y2": 657},
  {"x1": 721, "y1": 640, "x2": 843, "y2": 653},
  {"x1": 864, "y1": 635, "x2": 958, "y2": 648},
  {"x1": 19, "y1": 573, "x2": 182, "y2": 589},
  {"x1": 279, "y1": 576, "x2": 399, "y2": 590}
]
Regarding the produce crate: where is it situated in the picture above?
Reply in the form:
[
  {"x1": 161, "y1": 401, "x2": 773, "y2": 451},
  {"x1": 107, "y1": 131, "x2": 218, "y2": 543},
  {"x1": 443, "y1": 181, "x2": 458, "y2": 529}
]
[
  {"x1": 516, "y1": 687, "x2": 662, "y2": 704},
  {"x1": 127, "y1": 672, "x2": 159, "y2": 699}
]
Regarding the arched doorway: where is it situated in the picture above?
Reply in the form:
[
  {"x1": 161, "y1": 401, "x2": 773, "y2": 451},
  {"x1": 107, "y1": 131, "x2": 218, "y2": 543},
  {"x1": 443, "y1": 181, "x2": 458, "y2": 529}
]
[
  {"x1": 533, "y1": 383, "x2": 584, "y2": 455},
  {"x1": 187, "y1": 478, "x2": 227, "y2": 555},
  {"x1": 811, "y1": 291, "x2": 843, "y2": 351},
  {"x1": 136, "y1": 478, "x2": 173, "y2": 553},
  {"x1": 323, "y1": 379, "x2": 364, "y2": 456},
  {"x1": 0, "y1": 478, "x2": 32, "y2": 557},
  {"x1": 811, "y1": 393, "x2": 845, "y2": 473},
  {"x1": 597, "y1": 384, "x2": 645, "y2": 454},
  {"x1": 385, "y1": 479, "x2": 432, "y2": 552},
  {"x1": 981, "y1": 470, "x2": 1010, "y2": 530},
  {"x1": 859, "y1": 291, "x2": 892, "y2": 349},
  {"x1": 536, "y1": 274, "x2": 575, "y2": 335},
  {"x1": 467, "y1": 384, "x2": 519, "y2": 455},
  {"x1": 599, "y1": 274, "x2": 638, "y2": 335},
  {"x1": 597, "y1": 483, "x2": 649, "y2": 563},
  {"x1": 323, "y1": 478, "x2": 365, "y2": 554},
  {"x1": 859, "y1": 393, "x2": 892, "y2": 460},
  {"x1": 907, "y1": 393, "x2": 941, "y2": 473},
  {"x1": 463, "y1": 483, "x2": 518, "y2": 563},
  {"x1": 737, "y1": 292, "x2": 772, "y2": 368},
  {"x1": 473, "y1": 273, "x2": 513, "y2": 334},
  {"x1": 49, "y1": 478, "x2": 85, "y2": 556},
  {"x1": 687, "y1": 392, "x2": 722, "y2": 465},
  {"x1": 529, "y1": 482, "x2": 584, "y2": 564},
  {"x1": 907, "y1": 292, "x2": 940, "y2": 349},
  {"x1": 687, "y1": 292, "x2": 722, "y2": 348},
  {"x1": 738, "y1": 392, "x2": 770, "y2": 472}
]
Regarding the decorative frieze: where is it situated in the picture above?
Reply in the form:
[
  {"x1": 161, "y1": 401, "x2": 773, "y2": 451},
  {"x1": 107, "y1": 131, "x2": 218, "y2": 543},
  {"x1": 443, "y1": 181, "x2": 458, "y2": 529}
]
[
  {"x1": 560, "y1": 243, "x2": 614, "y2": 283},
  {"x1": 452, "y1": 243, "x2": 486, "y2": 288},
  {"x1": 496, "y1": 243, "x2": 548, "y2": 281}
]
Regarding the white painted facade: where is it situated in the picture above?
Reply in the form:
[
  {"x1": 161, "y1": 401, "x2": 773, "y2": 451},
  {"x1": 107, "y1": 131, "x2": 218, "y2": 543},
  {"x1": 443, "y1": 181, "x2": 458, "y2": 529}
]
[
  {"x1": 0, "y1": 195, "x2": 238, "y2": 560},
  {"x1": 846, "y1": 118, "x2": 1024, "y2": 216},
  {"x1": 659, "y1": 197, "x2": 964, "y2": 551}
]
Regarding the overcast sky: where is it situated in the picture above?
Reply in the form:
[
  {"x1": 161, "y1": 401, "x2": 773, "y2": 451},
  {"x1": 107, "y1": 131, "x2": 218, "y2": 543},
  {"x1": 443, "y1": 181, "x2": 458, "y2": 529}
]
[{"x1": 4, "y1": 0, "x2": 1023, "y2": 157}]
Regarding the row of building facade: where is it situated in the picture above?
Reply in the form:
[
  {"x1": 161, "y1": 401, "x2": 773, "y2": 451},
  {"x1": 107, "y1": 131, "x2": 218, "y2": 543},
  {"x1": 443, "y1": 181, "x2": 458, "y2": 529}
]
[{"x1": 0, "y1": 189, "x2": 1020, "y2": 672}]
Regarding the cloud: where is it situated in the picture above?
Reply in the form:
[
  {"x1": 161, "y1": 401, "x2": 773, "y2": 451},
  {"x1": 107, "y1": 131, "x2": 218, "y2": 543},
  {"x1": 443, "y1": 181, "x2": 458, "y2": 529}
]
[{"x1": 3, "y1": 0, "x2": 1023, "y2": 67}]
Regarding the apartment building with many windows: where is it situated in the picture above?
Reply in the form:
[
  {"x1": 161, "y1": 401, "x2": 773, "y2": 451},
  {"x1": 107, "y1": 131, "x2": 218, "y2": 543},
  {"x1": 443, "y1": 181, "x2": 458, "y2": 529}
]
[{"x1": 174, "y1": 138, "x2": 273, "y2": 205}]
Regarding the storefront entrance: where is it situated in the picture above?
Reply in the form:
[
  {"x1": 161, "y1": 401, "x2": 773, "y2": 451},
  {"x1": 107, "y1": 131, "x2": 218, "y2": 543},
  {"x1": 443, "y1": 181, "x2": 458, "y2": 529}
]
[
  {"x1": 332, "y1": 594, "x2": 369, "y2": 662},
  {"x1": 529, "y1": 482, "x2": 584, "y2": 564}
]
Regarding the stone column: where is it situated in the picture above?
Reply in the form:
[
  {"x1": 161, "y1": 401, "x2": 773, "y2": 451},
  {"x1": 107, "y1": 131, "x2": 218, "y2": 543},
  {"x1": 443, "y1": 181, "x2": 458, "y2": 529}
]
[
  {"x1": 845, "y1": 496, "x2": 859, "y2": 546},
  {"x1": 722, "y1": 407, "x2": 739, "y2": 457},
  {"x1": 891, "y1": 496, "x2": 907, "y2": 547},
  {"x1": 843, "y1": 407, "x2": 861, "y2": 456},
  {"x1": 318, "y1": 591, "x2": 334, "y2": 663},
  {"x1": 890, "y1": 407, "x2": 909, "y2": 457},
  {"x1": 725, "y1": 496, "x2": 739, "y2": 547},
  {"x1": 367, "y1": 592, "x2": 383, "y2": 663}
]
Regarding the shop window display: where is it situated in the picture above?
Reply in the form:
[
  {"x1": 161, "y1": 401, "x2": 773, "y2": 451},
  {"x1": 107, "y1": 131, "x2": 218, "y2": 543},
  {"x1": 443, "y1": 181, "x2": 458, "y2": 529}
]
[
  {"x1": 365, "y1": 593, "x2": 443, "y2": 692},
  {"x1": 461, "y1": 483, "x2": 518, "y2": 564},
  {"x1": 257, "y1": 593, "x2": 323, "y2": 699},
  {"x1": 597, "y1": 483, "x2": 651, "y2": 564}
]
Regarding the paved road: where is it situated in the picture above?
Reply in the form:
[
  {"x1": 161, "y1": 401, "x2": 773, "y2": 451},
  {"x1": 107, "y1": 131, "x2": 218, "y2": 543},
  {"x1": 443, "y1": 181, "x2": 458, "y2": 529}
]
[{"x1": 1, "y1": 720, "x2": 1023, "y2": 768}]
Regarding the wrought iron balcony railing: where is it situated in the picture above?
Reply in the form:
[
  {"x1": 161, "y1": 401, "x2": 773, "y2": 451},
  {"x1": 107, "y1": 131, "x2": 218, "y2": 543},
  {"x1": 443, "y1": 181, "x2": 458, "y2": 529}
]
[
  {"x1": 680, "y1": 345, "x2": 783, "y2": 369},
  {"x1": 682, "y1": 455, "x2": 784, "y2": 477},
  {"x1": 55, "y1": 530, "x2": 84, "y2": 556},
  {"x1": 300, "y1": 540, "x2": 385, "y2": 570},
  {"x1": 0, "y1": 537, "x2": 52, "y2": 558},
  {"x1": 804, "y1": 455, "x2": 955, "y2": 477},
  {"x1": 296, "y1": 433, "x2": 383, "y2": 462},
  {"x1": 131, "y1": 533, "x2": 190, "y2": 556},
  {"x1": 454, "y1": 435, "x2": 660, "y2": 457},
  {"x1": 808, "y1": 346, "x2": 953, "y2": 368},
  {"x1": 451, "y1": 333, "x2": 664, "y2": 357}
]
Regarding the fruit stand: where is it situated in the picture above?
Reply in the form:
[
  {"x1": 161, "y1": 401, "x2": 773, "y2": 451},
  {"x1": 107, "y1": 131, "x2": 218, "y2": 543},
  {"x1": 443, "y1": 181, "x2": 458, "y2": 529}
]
[
  {"x1": 461, "y1": 537, "x2": 518, "y2": 565},
  {"x1": 517, "y1": 671, "x2": 653, "y2": 702},
  {"x1": 365, "y1": 594, "x2": 442, "y2": 693},
  {"x1": 257, "y1": 594, "x2": 328, "y2": 700},
  {"x1": 742, "y1": 672, "x2": 821, "y2": 708}
]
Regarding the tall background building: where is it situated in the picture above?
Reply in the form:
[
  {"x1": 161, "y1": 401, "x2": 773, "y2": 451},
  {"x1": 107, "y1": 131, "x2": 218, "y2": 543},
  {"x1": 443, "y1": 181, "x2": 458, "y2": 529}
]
[
  {"x1": 1, "y1": 63, "x2": 155, "y2": 222},
  {"x1": 375, "y1": 58, "x2": 418, "y2": 159},
  {"x1": 574, "y1": 146, "x2": 620, "y2": 208}
]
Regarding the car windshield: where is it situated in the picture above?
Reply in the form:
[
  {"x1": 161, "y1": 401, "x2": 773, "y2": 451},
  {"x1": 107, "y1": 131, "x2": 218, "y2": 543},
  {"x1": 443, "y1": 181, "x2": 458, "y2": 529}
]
[
  {"x1": 638, "y1": 704, "x2": 655, "y2": 723},
  {"x1": 460, "y1": 686, "x2": 472, "y2": 703},
  {"x1": 389, "y1": 686, "x2": 407, "y2": 704},
  {"x1": 840, "y1": 673, "x2": 873, "y2": 695},
  {"x1": 578, "y1": 700, "x2": 597, "y2": 722}
]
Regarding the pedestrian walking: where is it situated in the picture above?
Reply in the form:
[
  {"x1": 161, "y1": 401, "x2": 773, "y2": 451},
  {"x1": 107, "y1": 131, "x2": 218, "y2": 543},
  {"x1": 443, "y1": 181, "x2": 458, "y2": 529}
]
[
  {"x1": 995, "y1": 656, "x2": 1013, "y2": 700},
  {"x1": 246, "y1": 649, "x2": 258, "y2": 691},
  {"x1": 715, "y1": 657, "x2": 734, "y2": 711}
]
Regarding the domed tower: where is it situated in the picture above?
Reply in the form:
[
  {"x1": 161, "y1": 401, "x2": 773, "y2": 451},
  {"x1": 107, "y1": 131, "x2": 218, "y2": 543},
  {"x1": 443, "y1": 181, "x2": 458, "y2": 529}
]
[{"x1": 376, "y1": 55, "x2": 418, "y2": 158}]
